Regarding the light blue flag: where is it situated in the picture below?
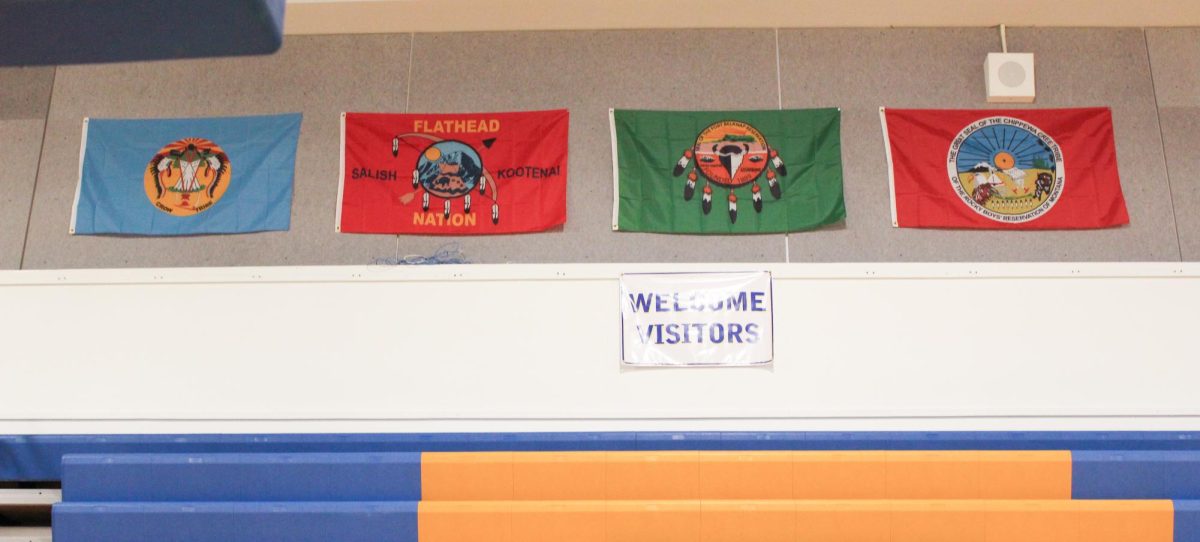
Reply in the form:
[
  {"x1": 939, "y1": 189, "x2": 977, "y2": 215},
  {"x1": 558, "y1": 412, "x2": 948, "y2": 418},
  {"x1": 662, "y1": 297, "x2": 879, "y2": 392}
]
[{"x1": 71, "y1": 113, "x2": 301, "y2": 235}]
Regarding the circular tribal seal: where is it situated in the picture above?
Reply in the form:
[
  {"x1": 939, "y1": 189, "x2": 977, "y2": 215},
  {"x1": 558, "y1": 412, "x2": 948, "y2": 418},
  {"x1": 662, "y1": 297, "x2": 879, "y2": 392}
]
[
  {"x1": 144, "y1": 138, "x2": 231, "y2": 216},
  {"x1": 692, "y1": 121, "x2": 770, "y2": 188},
  {"x1": 947, "y1": 116, "x2": 1064, "y2": 223},
  {"x1": 416, "y1": 140, "x2": 483, "y2": 198}
]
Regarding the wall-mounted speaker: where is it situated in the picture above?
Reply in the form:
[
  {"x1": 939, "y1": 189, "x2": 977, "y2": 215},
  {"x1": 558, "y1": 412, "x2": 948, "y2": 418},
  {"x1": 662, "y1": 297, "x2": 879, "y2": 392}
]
[{"x1": 985, "y1": 52, "x2": 1036, "y2": 103}]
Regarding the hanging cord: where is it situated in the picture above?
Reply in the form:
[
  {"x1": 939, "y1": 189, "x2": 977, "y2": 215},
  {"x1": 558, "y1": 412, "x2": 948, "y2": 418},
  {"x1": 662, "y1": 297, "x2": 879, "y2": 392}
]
[
  {"x1": 1000, "y1": 24, "x2": 1008, "y2": 53},
  {"x1": 372, "y1": 243, "x2": 469, "y2": 265}
]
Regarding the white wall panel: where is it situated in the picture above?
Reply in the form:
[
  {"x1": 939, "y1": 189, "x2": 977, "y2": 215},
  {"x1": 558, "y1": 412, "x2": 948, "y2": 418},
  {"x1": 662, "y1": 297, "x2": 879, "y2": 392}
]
[{"x1": 1, "y1": 263, "x2": 1197, "y2": 434}]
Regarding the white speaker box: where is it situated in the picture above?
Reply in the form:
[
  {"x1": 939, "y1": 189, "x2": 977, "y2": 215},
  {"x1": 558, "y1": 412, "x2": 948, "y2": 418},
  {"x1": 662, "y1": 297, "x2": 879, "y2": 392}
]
[{"x1": 985, "y1": 52, "x2": 1036, "y2": 103}]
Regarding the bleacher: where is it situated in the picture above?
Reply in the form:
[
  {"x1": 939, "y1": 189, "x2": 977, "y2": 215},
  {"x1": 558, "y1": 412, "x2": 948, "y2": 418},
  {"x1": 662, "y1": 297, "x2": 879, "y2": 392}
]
[{"x1": 3, "y1": 432, "x2": 1200, "y2": 541}]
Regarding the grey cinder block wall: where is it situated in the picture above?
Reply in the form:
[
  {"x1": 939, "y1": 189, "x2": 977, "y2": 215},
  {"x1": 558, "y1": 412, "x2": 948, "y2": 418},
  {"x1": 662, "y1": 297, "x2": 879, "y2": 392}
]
[{"x1": 0, "y1": 27, "x2": 1196, "y2": 269}]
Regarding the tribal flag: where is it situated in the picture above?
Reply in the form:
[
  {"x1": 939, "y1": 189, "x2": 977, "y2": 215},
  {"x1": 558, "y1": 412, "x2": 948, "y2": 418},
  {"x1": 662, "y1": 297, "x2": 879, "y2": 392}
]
[
  {"x1": 71, "y1": 113, "x2": 301, "y2": 235},
  {"x1": 610, "y1": 108, "x2": 844, "y2": 234},
  {"x1": 338, "y1": 110, "x2": 568, "y2": 234},
  {"x1": 881, "y1": 107, "x2": 1129, "y2": 229}
]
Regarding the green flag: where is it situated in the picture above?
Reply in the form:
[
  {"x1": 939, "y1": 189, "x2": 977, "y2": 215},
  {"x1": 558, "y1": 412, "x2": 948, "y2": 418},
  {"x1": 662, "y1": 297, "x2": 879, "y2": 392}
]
[{"x1": 610, "y1": 108, "x2": 845, "y2": 234}]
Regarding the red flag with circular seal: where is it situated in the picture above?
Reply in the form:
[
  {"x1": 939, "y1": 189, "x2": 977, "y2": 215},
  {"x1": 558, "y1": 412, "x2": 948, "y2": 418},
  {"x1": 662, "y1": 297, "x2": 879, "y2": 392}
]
[
  {"x1": 881, "y1": 107, "x2": 1129, "y2": 229},
  {"x1": 338, "y1": 110, "x2": 568, "y2": 234}
]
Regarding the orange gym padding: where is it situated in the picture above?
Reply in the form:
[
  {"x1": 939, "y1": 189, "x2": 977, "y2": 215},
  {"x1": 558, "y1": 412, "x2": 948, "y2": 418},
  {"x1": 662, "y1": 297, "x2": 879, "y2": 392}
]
[
  {"x1": 417, "y1": 499, "x2": 1174, "y2": 542},
  {"x1": 417, "y1": 450, "x2": 1173, "y2": 542},
  {"x1": 420, "y1": 451, "x2": 1073, "y2": 500}
]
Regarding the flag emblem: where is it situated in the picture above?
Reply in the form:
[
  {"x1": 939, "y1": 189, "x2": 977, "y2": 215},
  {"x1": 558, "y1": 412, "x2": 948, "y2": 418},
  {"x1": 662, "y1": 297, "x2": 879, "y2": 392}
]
[
  {"x1": 948, "y1": 117, "x2": 1064, "y2": 223},
  {"x1": 673, "y1": 120, "x2": 786, "y2": 223},
  {"x1": 144, "y1": 137, "x2": 232, "y2": 216},
  {"x1": 409, "y1": 138, "x2": 498, "y2": 224}
]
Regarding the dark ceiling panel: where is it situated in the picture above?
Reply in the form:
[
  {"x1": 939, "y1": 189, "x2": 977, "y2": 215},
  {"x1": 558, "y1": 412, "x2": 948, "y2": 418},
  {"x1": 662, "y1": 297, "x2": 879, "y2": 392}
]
[{"x1": 0, "y1": 0, "x2": 286, "y2": 66}]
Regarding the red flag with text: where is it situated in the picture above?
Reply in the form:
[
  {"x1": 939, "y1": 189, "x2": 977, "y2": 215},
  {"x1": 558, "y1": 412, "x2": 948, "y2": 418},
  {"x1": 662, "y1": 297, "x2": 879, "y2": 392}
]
[
  {"x1": 881, "y1": 107, "x2": 1128, "y2": 229},
  {"x1": 339, "y1": 110, "x2": 568, "y2": 234}
]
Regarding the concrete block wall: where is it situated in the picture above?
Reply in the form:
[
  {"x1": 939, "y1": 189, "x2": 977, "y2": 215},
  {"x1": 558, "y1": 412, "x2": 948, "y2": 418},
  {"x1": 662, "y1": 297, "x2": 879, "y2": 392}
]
[{"x1": 1, "y1": 27, "x2": 1196, "y2": 268}]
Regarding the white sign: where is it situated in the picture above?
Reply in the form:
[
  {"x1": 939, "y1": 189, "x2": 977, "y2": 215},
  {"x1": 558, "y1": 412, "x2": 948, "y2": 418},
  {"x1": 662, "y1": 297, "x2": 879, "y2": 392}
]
[{"x1": 620, "y1": 271, "x2": 774, "y2": 366}]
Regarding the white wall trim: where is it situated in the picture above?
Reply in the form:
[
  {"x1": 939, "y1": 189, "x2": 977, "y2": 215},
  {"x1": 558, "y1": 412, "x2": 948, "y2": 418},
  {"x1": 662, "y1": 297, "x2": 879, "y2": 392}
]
[
  {"x1": 1, "y1": 262, "x2": 1194, "y2": 286},
  {"x1": 283, "y1": 0, "x2": 1200, "y2": 35},
  {"x1": 7, "y1": 417, "x2": 1200, "y2": 436}
]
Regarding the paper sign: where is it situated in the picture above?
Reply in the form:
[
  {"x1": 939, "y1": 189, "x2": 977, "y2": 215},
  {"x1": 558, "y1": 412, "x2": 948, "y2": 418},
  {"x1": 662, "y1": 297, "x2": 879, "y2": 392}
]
[{"x1": 620, "y1": 271, "x2": 773, "y2": 366}]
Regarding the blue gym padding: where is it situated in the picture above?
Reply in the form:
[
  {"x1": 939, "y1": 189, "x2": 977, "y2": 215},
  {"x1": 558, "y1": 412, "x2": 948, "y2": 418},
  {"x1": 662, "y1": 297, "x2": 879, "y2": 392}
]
[
  {"x1": 1074, "y1": 451, "x2": 1200, "y2": 499},
  {"x1": 0, "y1": 0, "x2": 286, "y2": 66},
  {"x1": 54, "y1": 448, "x2": 1200, "y2": 503},
  {"x1": 52, "y1": 501, "x2": 418, "y2": 542},
  {"x1": 10, "y1": 432, "x2": 1200, "y2": 481},
  {"x1": 1075, "y1": 450, "x2": 1167, "y2": 499},
  {"x1": 61, "y1": 453, "x2": 421, "y2": 503},
  {"x1": 1177, "y1": 500, "x2": 1200, "y2": 542}
]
